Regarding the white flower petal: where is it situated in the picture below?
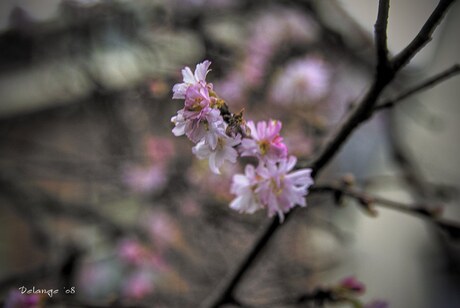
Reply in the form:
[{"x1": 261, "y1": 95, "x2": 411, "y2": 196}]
[
  {"x1": 194, "y1": 60, "x2": 211, "y2": 82},
  {"x1": 182, "y1": 67, "x2": 196, "y2": 84},
  {"x1": 208, "y1": 153, "x2": 221, "y2": 174},
  {"x1": 172, "y1": 83, "x2": 188, "y2": 99},
  {"x1": 192, "y1": 140, "x2": 211, "y2": 159}
]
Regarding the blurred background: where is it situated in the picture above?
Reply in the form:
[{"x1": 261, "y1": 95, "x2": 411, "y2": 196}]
[{"x1": 0, "y1": 0, "x2": 459, "y2": 307}]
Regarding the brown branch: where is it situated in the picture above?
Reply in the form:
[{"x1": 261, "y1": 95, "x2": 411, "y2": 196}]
[
  {"x1": 202, "y1": 1, "x2": 457, "y2": 306},
  {"x1": 375, "y1": 64, "x2": 460, "y2": 111},
  {"x1": 310, "y1": 184, "x2": 460, "y2": 239},
  {"x1": 392, "y1": 0, "x2": 456, "y2": 71}
]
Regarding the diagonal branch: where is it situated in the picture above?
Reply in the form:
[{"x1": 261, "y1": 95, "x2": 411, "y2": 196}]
[
  {"x1": 310, "y1": 183, "x2": 460, "y2": 239},
  {"x1": 374, "y1": 64, "x2": 460, "y2": 111},
  {"x1": 392, "y1": 0, "x2": 457, "y2": 71}
]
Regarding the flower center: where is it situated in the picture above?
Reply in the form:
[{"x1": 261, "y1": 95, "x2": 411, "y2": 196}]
[
  {"x1": 269, "y1": 179, "x2": 283, "y2": 196},
  {"x1": 258, "y1": 140, "x2": 270, "y2": 155},
  {"x1": 190, "y1": 97, "x2": 203, "y2": 111}
]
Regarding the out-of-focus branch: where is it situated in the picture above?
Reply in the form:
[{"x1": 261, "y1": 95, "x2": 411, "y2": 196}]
[
  {"x1": 375, "y1": 64, "x2": 460, "y2": 111},
  {"x1": 311, "y1": 184, "x2": 440, "y2": 218},
  {"x1": 310, "y1": 183, "x2": 460, "y2": 239},
  {"x1": 392, "y1": 0, "x2": 456, "y2": 71}
]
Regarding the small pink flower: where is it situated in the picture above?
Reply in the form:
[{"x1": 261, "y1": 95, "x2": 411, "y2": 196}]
[
  {"x1": 183, "y1": 84, "x2": 212, "y2": 121},
  {"x1": 230, "y1": 156, "x2": 313, "y2": 222},
  {"x1": 256, "y1": 156, "x2": 313, "y2": 222},
  {"x1": 239, "y1": 120, "x2": 288, "y2": 161},
  {"x1": 172, "y1": 60, "x2": 212, "y2": 99}
]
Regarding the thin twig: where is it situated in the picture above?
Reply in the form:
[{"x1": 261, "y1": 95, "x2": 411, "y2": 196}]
[
  {"x1": 310, "y1": 184, "x2": 460, "y2": 239},
  {"x1": 392, "y1": 0, "x2": 456, "y2": 71},
  {"x1": 375, "y1": 64, "x2": 460, "y2": 111}
]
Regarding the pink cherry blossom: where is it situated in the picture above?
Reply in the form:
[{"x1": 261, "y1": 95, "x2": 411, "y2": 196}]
[
  {"x1": 256, "y1": 156, "x2": 313, "y2": 222},
  {"x1": 229, "y1": 156, "x2": 313, "y2": 222},
  {"x1": 172, "y1": 60, "x2": 212, "y2": 99},
  {"x1": 239, "y1": 120, "x2": 288, "y2": 161},
  {"x1": 183, "y1": 83, "x2": 212, "y2": 121}
]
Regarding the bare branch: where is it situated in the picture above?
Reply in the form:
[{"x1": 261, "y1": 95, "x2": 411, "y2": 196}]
[
  {"x1": 375, "y1": 64, "x2": 460, "y2": 111},
  {"x1": 392, "y1": 0, "x2": 457, "y2": 71},
  {"x1": 310, "y1": 184, "x2": 460, "y2": 239},
  {"x1": 200, "y1": 217, "x2": 282, "y2": 308},
  {"x1": 375, "y1": 0, "x2": 391, "y2": 72}
]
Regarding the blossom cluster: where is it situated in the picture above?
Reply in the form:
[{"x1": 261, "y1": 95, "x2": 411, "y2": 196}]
[{"x1": 171, "y1": 60, "x2": 314, "y2": 222}]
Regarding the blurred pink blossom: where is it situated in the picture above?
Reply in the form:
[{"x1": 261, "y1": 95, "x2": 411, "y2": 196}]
[
  {"x1": 4, "y1": 290, "x2": 40, "y2": 308},
  {"x1": 122, "y1": 164, "x2": 167, "y2": 193},
  {"x1": 118, "y1": 239, "x2": 147, "y2": 265},
  {"x1": 284, "y1": 129, "x2": 314, "y2": 158},
  {"x1": 146, "y1": 211, "x2": 181, "y2": 250},
  {"x1": 270, "y1": 57, "x2": 331, "y2": 105},
  {"x1": 146, "y1": 137, "x2": 174, "y2": 163},
  {"x1": 123, "y1": 271, "x2": 154, "y2": 300}
]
